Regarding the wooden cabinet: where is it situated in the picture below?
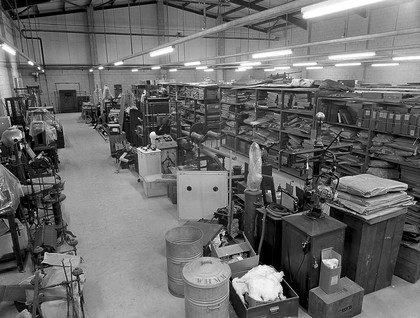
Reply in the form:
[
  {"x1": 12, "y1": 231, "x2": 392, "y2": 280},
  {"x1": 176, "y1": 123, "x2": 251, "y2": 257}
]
[
  {"x1": 329, "y1": 205, "x2": 406, "y2": 294},
  {"x1": 281, "y1": 213, "x2": 346, "y2": 309}
]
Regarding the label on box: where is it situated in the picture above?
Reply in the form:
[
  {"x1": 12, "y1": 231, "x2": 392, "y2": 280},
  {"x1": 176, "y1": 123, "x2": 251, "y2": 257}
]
[{"x1": 331, "y1": 275, "x2": 339, "y2": 286}]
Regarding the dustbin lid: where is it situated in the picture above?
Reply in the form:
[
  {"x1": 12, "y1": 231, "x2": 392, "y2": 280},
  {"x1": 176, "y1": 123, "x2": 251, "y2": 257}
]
[{"x1": 183, "y1": 257, "x2": 231, "y2": 288}]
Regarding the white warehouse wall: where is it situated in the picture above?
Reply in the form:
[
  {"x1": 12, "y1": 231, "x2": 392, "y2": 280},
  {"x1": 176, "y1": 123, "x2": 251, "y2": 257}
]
[{"x1": 13, "y1": 0, "x2": 420, "y2": 98}]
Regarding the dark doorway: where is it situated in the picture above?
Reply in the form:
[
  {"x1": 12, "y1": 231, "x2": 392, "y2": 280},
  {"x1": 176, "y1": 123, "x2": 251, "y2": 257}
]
[{"x1": 58, "y1": 90, "x2": 77, "y2": 113}]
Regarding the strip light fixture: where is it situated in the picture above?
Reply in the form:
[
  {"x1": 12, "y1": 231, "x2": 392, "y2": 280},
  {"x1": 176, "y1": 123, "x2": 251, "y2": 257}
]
[
  {"x1": 307, "y1": 66, "x2": 324, "y2": 70},
  {"x1": 131, "y1": 68, "x2": 138, "y2": 72},
  {"x1": 98, "y1": 66, "x2": 104, "y2": 70},
  {"x1": 204, "y1": 68, "x2": 214, "y2": 72},
  {"x1": 328, "y1": 52, "x2": 376, "y2": 60},
  {"x1": 235, "y1": 67, "x2": 248, "y2": 72},
  {"x1": 252, "y1": 49, "x2": 293, "y2": 59},
  {"x1": 150, "y1": 46, "x2": 174, "y2": 57},
  {"x1": 371, "y1": 63, "x2": 399, "y2": 67},
  {"x1": 264, "y1": 68, "x2": 276, "y2": 72},
  {"x1": 185, "y1": 61, "x2": 201, "y2": 66},
  {"x1": 275, "y1": 66, "x2": 291, "y2": 70},
  {"x1": 28, "y1": 60, "x2": 34, "y2": 66},
  {"x1": 196, "y1": 66, "x2": 208, "y2": 70},
  {"x1": 169, "y1": 68, "x2": 177, "y2": 72},
  {"x1": 114, "y1": 61, "x2": 124, "y2": 66},
  {"x1": 293, "y1": 62, "x2": 317, "y2": 67},
  {"x1": 89, "y1": 68, "x2": 93, "y2": 72},
  {"x1": 151, "y1": 66, "x2": 161, "y2": 70},
  {"x1": 37, "y1": 66, "x2": 41, "y2": 70},
  {"x1": 240, "y1": 61, "x2": 261, "y2": 67},
  {"x1": 302, "y1": 0, "x2": 385, "y2": 19},
  {"x1": 392, "y1": 56, "x2": 420, "y2": 61},
  {"x1": 1, "y1": 43, "x2": 16, "y2": 56},
  {"x1": 335, "y1": 62, "x2": 362, "y2": 67}
]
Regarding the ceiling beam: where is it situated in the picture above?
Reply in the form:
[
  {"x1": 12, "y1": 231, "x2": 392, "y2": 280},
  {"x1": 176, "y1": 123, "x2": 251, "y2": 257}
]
[
  {"x1": 222, "y1": 0, "x2": 264, "y2": 17},
  {"x1": 13, "y1": 0, "x2": 156, "y2": 19},
  {"x1": 281, "y1": 13, "x2": 307, "y2": 30},
  {"x1": 166, "y1": 2, "x2": 268, "y2": 33},
  {"x1": 229, "y1": 0, "x2": 266, "y2": 12},
  {"x1": 101, "y1": 0, "x2": 323, "y2": 66},
  {"x1": 65, "y1": 0, "x2": 86, "y2": 9}
]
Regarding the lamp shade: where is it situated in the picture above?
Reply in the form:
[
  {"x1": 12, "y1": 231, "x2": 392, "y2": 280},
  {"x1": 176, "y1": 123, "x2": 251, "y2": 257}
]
[{"x1": 1, "y1": 127, "x2": 23, "y2": 147}]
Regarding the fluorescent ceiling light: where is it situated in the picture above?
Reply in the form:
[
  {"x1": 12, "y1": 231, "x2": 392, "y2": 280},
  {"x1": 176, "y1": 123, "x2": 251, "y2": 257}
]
[
  {"x1": 392, "y1": 56, "x2": 420, "y2": 61},
  {"x1": 151, "y1": 66, "x2": 161, "y2": 70},
  {"x1": 150, "y1": 46, "x2": 174, "y2": 57},
  {"x1": 328, "y1": 52, "x2": 376, "y2": 60},
  {"x1": 28, "y1": 60, "x2": 34, "y2": 66},
  {"x1": 1, "y1": 43, "x2": 16, "y2": 56},
  {"x1": 264, "y1": 68, "x2": 276, "y2": 72},
  {"x1": 307, "y1": 66, "x2": 324, "y2": 70},
  {"x1": 335, "y1": 62, "x2": 362, "y2": 67},
  {"x1": 293, "y1": 62, "x2": 317, "y2": 67},
  {"x1": 196, "y1": 66, "x2": 208, "y2": 70},
  {"x1": 275, "y1": 66, "x2": 291, "y2": 70},
  {"x1": 302, "y1": 0, "x2": 385, "y2": 19},
  {"x1": 98, "y1": 66, "x2": 104, "y2": 70},
  {"x1": 114, "y1": 61, "x2": 124, "y2": 66},
  {"x1": 204, "y1": 68, "x2": 214, "y2": 72},
  {"x1": 371, "y1": 63, "x2": 399, "y2": 67},
  {"x1": 41, "y1": 69, "x2": 45, "y2": 73},
  {"x1": 169, "y1": 68, "x2": 177, "y2": 72},
  {"x1": 185, "y1": 61, "x2": 201, "y2": 66},
  {"x1": 241, "y1": 61, "x2": 261, "y2": 67},
  {"x1": 252, "y1": 49, "x2": 293, "y2": 59},
  {"x1": 235, "y1": 68, "x2": 248, "y2": 72},
  {"x1": 89, "y1": 68, "x2": 93, "y2": 72},
  {"x1": 37, "y1": 66, "x2": 41, "y2": 70},
  {"x1": 132, "y1": 68, "x2": 138, "y2": 72}
]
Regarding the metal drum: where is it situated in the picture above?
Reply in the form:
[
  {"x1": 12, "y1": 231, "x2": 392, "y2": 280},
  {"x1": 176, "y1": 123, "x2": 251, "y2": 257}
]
[
  {"x1": 182, "y1": 257, "x2": 231, "y2": 318},
  {"x1": 165, "y1": 226, "x2": 203, "y2": 297}
]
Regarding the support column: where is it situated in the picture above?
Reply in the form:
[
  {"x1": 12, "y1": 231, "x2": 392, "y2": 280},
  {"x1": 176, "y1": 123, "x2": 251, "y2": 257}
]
[
  {"x1": 156, "y1": 0, "x2": 169, "y2": 65},
  {"x1": 87, "y1": 5, "x2": 100, "y2": 92},
  {"x1": 216, "y1": 9, "x2": 226, "y2": 82}
]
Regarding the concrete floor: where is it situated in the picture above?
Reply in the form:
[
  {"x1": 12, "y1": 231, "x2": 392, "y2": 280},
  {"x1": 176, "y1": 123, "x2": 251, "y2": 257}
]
[{"x1": 1, "y1": 112, "x2": 420, "y2": 317}]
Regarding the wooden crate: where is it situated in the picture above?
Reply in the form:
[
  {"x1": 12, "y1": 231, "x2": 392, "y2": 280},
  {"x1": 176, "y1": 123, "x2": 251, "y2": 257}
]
[
  {"x1": 394, "y1": 241, "x2": 420, "y2": 283},
  {"x1": 230, "y1": 271, "x2": 299, "y2": 318},
  {"x1": 330, "y1": 205, "x2": 406, "y2": 294},
  {"x1": 308, "y1": 277, "x2": 364, "y2": 318},
  {"x1": 211, "y1": 234, "x2": 259, "y2": 275}
]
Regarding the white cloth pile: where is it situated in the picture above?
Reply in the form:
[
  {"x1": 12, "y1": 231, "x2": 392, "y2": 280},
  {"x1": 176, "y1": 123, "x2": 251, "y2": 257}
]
[{"x1": 335, "y1": 174, "x2": 414, "y2": 215}]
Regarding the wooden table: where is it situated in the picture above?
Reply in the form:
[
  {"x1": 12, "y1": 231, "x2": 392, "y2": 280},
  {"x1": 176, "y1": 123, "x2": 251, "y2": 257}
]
[{"x1": 329, "y1": 204, "x2": 406, "y2": 294}]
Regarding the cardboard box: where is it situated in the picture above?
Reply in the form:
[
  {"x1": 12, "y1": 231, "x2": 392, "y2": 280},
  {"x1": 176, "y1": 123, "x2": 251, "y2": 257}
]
[
  {"x1": 230, "y1": 270, "x2": 299, "y2": 318},
  {"x1": 308, "y1": 277, "x2": 364, "y2": 318},
  {"x1": 409, "y1": 114, "x2": 418, "y2": 137},
  {"x1": 386, "y1": 112, "x2": 395, "y2": 133},
  {"x1": 401, "y1": 114, "x2": 411, "y2": 135},
  {"x1": 394, "y1": 241, "x2": 420, "y2": 283},
  {"x1": 361, "y1": 109, "x2": 371, "y2": 128},
  {"x1": 393, "y1": 113, "x2": 403, "y2": 134},
  {"x1": 376, "y1": 110, "x2": 388, "y2": 131},
  {"x1": 142, "y1": 174, "x2": 167, "y2": 197},
  {"x1": 319, "y1": 248, "x2": 342, "y2": 294},
  {"x1": 0, "y1": 219, "x2": 28, "y2": 259},
  {"x1": 211, "y1": 234, "x2": 259, "y2": 274}
]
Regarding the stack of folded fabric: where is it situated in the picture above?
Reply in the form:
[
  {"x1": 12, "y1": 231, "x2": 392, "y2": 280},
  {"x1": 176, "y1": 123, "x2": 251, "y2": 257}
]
[{"x1": 336, "y1": 174, "x2": 414, "y2": 215}]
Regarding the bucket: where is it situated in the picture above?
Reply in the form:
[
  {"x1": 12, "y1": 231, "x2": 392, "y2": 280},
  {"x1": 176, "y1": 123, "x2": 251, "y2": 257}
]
[
  {"x1": 165, "y1": 226, "x2": 203, "y2": 298},
  {"x1": 183, "y1": 257, "x2": 231, "y2": 318}
]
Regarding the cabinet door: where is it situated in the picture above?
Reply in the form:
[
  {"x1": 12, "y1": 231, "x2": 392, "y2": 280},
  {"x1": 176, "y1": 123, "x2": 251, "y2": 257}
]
[{"x1": 177, "y1": 171, "x2": 228, "y2": 220}]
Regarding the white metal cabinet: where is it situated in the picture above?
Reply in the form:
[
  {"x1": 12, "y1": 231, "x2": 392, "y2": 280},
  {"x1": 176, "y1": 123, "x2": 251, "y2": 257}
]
[
  {"x1": 177, "y1": 171, "x2": 228, "y2": 220},
  {"x1": 137, "y1": 148, "x2": 161, "y2": 180}
]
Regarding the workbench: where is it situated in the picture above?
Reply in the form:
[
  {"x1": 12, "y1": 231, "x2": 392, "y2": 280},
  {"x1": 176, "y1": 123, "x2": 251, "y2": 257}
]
[{"x1": 329, "y1": 204, "x2": 407, "y2": 294}]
